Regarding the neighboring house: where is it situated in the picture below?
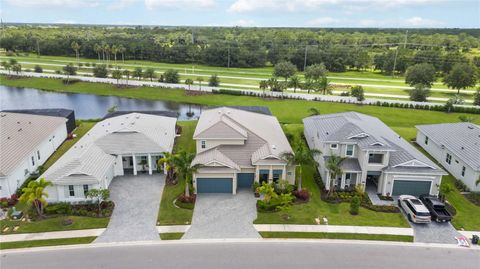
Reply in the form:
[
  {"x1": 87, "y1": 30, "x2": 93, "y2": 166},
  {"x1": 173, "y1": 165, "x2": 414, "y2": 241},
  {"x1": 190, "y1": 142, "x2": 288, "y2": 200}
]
[
  {"x1": 2, "y1": 109, "x2": 76, "y2": 134},
  {"x1": 191, "y1": 107, "x2": 295, "y2": 194},
  {"x1": 303, "y1": 112, "x2": 446, "y2": 197},
  {"x1": 416, "y1": 122, "x2": 480, "y2": 192},
  {"x1": 41, "y1": 112, "x2": 177, "y2": 202},
  {"x1": 0, "y1": 112, "x2": 68, "y2": 197}
]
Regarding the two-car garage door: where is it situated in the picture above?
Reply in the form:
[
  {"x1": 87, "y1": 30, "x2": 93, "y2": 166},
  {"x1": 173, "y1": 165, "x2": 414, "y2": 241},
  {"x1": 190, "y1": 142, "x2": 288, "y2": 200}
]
[
  {"x1": 196, "y1": 173, "x2": 255, "y2": 194},
  {"x1": 392, "y1": 180, "x2": 431, "y2": 197}
]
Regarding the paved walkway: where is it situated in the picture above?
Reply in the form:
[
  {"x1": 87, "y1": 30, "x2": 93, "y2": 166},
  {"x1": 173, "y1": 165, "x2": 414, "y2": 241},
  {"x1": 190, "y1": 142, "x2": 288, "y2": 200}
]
[
  {"x1": 255, "y1": 224, "x2": 414, "y2": 236},
  {"x1": 365, "y1": 185, "x2": 396, "y2": 206},
  {"x1": 182, "y1": 190, "x2": 260, "y2": 239},
  {"x1": 94, "y1": 174, "x2": 165, "y2": 243},
  {"x1": 0, "y1": 229, "x2": 105, "y2": 243}
]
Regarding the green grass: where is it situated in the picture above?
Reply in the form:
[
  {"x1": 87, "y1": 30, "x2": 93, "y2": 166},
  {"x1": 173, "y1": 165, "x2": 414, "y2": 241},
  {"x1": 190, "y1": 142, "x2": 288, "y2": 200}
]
[
  {"x1": 159, "y1": 233, "x2": 184, "y2": 240},
  {"x1": 259, "y1": 232, "x2": 413, "y2": 242},
  {"x1": 0, "y1": 237, "x2": 96, "y2": 250},
  {"x1": 157, "y1": 121, "x2": 197, "y2": 225},
  {"x1": 0, "y1": 216, "x2": 109, "y2": 235},
  {"x1": 42, "y1": 121, "x2": 96, "y2": 170}
]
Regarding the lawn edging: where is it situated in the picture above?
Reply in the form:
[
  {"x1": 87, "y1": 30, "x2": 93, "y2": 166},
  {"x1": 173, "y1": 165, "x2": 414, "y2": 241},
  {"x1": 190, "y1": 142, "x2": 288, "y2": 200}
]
[
  {"x1": 254, "y1": 224, "x2": 413, "y2": 236},
  {"x1": 259, "y1": 232, "x2": 414, "y2": 242}
]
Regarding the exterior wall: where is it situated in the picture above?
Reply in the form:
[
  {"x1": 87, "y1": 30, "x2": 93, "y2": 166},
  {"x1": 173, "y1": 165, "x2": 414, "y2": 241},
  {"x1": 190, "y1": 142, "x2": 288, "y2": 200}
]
[
  {"x1": 417, "y1": 131, "x2": 480, "y2": 192},
  {"x1": 113, "y1": 155, "x2": 124, "y2": 177},
  {"x1": 0, "y1": 124, "x2": 67, "y2": 197},
  {"x1": 195, "y1": 139, "x2": 245, "y2": 154},
  {"x1": 382, "y1": 173, "x2": 442, "y2": 196}
]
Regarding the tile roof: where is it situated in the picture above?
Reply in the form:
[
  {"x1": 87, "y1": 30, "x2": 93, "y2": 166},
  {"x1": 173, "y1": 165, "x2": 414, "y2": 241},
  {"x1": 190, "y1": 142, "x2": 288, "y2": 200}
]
[{"x1": 416, "y1": 122, "x2": 480, "y2": 171}]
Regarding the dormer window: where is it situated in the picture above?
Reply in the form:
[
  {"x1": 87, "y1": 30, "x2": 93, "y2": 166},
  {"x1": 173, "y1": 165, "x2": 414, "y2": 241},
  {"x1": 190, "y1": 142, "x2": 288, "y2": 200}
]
[
  {"x1": 201, "y1": 140, "x2": 206, "y2": 149},
  {"x1": 330, "y1": 144, "x2": 338, "y2": 149}
]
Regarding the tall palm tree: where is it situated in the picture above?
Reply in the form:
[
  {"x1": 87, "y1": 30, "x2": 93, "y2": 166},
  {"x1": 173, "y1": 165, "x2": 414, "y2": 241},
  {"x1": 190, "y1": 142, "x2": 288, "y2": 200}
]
[
  {"x1": 71, "y1": 41, "x2": 80, "y2": 64},
  {"x1": 104, "y1": 44, "x2": 111, "y2": 64},
  {"x1": 326, "y1": 154, "x2": 346, "y2": 196},
  {"x1": 171, "y1": 150, "x2": 201, "y2": 197},
  {"x1": 122, "y1": 69, "x2": 131, "y2": 85},
  {"x1": 281, "y1": 140, "x2": 321, "y2": 189},
  {"x1": 158, "y1": 152, "x2": 176, "y2": 185},
  {"x1": 19, "y1": 178, "x2": 52, "y2": 218},
  {"x1": 289, "y1": 75, "x2": 301, "y2": 93},
  {"x1": 118, "y1": 45, "x2": 126, "y2": 63},
  {"x1": 185, "y1": 78, "x2": 194, "y2": 90},
  {"x1": 317, "y1": 76, "x2": 332, "y2": 95},
  {"x1": 196, "y1": 77, "x2": 204, "y2": 91},
  {"x1": 111, "y1": 45, "x2": 118, "y2": 65},
  {"x1": 93, "y1": 43, "x2": 101, "y2": 61}
]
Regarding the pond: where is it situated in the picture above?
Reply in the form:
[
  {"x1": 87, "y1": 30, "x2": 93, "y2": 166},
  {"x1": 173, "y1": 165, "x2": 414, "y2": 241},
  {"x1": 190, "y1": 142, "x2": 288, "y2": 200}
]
[{"x1": 0, "y1": 86, "x2": 205, "y2": 120}]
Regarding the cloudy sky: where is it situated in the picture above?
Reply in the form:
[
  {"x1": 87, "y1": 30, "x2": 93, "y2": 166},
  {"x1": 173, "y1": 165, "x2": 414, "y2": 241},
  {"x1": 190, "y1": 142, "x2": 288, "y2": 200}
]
[{"x1": 1, "y1": 0, "x2": 479, "y2": 28}]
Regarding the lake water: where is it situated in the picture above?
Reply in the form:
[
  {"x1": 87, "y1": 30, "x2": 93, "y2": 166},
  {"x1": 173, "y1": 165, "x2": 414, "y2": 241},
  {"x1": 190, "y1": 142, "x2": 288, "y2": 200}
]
[{"x1": 0, "y1": 86, "x2": 205, "y2": 120}]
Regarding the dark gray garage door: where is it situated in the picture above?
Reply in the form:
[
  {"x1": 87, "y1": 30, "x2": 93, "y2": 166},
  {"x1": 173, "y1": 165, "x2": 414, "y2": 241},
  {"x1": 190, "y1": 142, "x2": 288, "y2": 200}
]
[
  {"x1": 197, "y1": 178, "x2": 233, "y2": 193},
  {"x1": 237, "y1": 173, "x2": 255, "y2": 189},
  {"x1": 392, "y1": 180, "x2": 431, "y2": 197}
]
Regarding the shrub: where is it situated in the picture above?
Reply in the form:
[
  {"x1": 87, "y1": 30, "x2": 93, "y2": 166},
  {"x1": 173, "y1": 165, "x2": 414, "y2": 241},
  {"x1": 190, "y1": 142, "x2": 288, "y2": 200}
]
[
  {"x1": 208, "y1": 74, "x2": 220, "y2": 87},
  {"x1": 33, "y1": 65, "x2": 43, "y2": 73},
  {"x1": 274, "y1": 180, "x2": 295, "y2": 194},
  {"x1": 350, "y1": 85, "x2": 365, "y2": 101},
  {"x1": 257, "y1": 200, "x2": 279, "y2": 212},
  {"x1": 163, "y1": 69, "x2": 179, "y2": 83},
  {"x1": 93, "y1": 64, "x2": 109, "y2": 78},
  {"x1": 409, "y1": 84, "x2": 430, "y2": 102},
  {"x1": 177, "y1": 194, "x2": 196, "y2": 204},
  {"x1": 350, "y1": 196, "x2": 360, "y2": 215},
  {"x1": 454, "y1": 178, "x2": 470, "y2": 192},
  {"x1": 45, "y1": 202, "x2": 72, "y2": 215},
  {"x1": 62, "y1": 78, "x2": 80, "y2": 84},
  {"x1": 292, "y1": 189, "x2": 310, "y2": 202}
]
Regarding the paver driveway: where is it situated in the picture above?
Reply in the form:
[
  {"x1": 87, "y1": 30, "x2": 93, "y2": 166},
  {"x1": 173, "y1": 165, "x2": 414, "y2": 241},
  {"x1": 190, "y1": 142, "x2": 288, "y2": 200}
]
[
  {"x1": 182, "y1": 190, "x2": 260, "y2": 239},
  {"x1": 94, "y1": 174, "x2": 164, "y2": 243}
]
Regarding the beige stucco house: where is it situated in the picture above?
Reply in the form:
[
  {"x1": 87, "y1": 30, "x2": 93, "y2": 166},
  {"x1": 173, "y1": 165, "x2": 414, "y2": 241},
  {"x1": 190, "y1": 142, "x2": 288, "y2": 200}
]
[{"x1": 191, "y1": 107, "x2": 295, "y2": 194}]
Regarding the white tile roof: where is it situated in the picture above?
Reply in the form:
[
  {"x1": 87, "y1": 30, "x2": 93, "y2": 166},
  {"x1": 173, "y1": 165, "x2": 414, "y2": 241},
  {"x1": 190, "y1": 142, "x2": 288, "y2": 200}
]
[
  {"x1": 0, "y1": 112, "x2": 66, "y2": 177},
  {"x1": 40, "y1": 112, "x2": 177, "y2": 184}
]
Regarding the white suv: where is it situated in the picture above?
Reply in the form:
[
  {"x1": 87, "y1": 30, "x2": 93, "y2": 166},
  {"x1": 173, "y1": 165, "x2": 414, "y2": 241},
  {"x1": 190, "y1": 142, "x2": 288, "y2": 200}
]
[{"x1": 398, "y1": 195, "x2": 431, "y2": 224}]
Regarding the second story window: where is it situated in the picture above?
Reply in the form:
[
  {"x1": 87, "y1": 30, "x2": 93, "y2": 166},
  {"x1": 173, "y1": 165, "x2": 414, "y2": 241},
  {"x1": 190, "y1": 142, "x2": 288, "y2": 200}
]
[
  {"x1": 201, "y1": 140, "x2": 206, "y2": 149},
  {"x1": 346, "y1": 144, "x2": 354, "y2": 157},
  {"x1": 330, "y1": 144, "x2": 338, "y2": 149},
  {"x1": 368, "y1": 153, "x2": 383, "y2": 164},
  {"x1": 446, "y1": 153, "x2": 452, "y2": 165}
]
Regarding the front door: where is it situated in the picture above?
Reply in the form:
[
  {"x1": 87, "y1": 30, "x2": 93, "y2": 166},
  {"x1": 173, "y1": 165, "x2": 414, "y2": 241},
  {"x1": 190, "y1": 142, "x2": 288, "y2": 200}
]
[{"x1": 259, "y1": 170, "x2": 269, "y2": 184}]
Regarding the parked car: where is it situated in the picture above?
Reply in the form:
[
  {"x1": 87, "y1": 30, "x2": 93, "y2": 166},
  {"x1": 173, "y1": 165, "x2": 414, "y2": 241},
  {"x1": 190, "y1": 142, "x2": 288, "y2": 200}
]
[
  {"x1": 419, "y1": 195, "x2": 453, "y2": 222},
  {"x1": 398, "y1": 195, "x2": 431, "y2": 224}
]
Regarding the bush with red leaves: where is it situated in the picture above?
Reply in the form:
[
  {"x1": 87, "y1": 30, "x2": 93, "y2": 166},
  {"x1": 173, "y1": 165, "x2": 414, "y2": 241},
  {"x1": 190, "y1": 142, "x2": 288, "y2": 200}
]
[
  {"x1": 178, "y1": 194, "x2": 196, "y2": 204},
  {"x1": 292, "y1": 189, "x2": 310, "y2": 202}
]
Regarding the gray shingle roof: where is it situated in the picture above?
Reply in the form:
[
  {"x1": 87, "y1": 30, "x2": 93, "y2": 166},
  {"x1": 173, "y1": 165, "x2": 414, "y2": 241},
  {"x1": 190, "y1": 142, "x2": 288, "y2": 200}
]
[
  {"x1": 416, "y1": 122, "x2": 480, "y2": 171},
  {"x1": 0, "y1": 112, "x2": 66, "y2": 177},
  {"x1": 304, "y1": 112, "x2": 445, "y2": 175}
]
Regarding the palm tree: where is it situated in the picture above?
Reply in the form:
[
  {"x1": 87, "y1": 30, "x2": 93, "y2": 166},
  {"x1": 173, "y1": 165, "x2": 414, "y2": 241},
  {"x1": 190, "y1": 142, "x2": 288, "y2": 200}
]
[
  {"x1": 158, "y1": 152, "x2": 177, "y2": 185},
  {"x1": 118, "y1": 45, "x2": 126, "y2": 63},
  {"x1": 259, "y1": 80, "x2": 268, "y2": 96},
  {"x1": 123, "y1": 70, "x2": 131, "y2": 85},
  {"x1": 308, "y1": 107, "x2": 320, "y2": 116},
  {"x1": 301, "y1": 79, "x2": 315, "y2": 94},
  {"x1": 326, "y1": 154, "x2": 346, "y2": 196},
  {"x1": 196, "y1": 77, "x2": 204, "y2": 91},
  {"x1": 111, "y1": 44, "x2": 119, "y2": 65},
  {"x1": 289, "y1": 75, "x2": 301, "y2": 93},
  {"x1": 71, "y1": 41, "x2": 80, "y2": 64},
  {"x1": 172, "y1": 150, "x2": 201, "y2": 197},
  {"x1": 93, "y1": 43, "x2": 101, "y2": 61},
  {"x1": 185, "y1": 78, "x2": 194, "y2": 90},
  {"x1": 112, "y1": 69, "x2": 122, "y2": 85},
  {"x1": 19, "y1": 178, "x2": 52, "y2": 218},
  {"x1": 1, "y1": 61, "x2": 11, "y2": 73},
  {"x1": 281, "y1": 140, "x2": 321, "y2": 189},
  {"x1": 318, "y1": 76, "x2": 332, "y2": 95}
]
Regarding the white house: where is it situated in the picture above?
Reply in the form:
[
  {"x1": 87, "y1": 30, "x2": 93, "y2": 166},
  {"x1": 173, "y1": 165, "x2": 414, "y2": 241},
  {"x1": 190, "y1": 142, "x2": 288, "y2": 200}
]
[
  {"x1": 0, "y1": 112, "x2": 68, "y2": 197},
  {"x1": 191, "y1": 107, "x2": 295, "y2": 194},
  {"x1": 303, "y1": 112, "x2": 447, "y2": 197},
  {"x1": 41, "y1": 112, "x2": 177, "y2": 202},
  {"x1": 416, "y1": 122, "x2": 480, "y2": 192}
]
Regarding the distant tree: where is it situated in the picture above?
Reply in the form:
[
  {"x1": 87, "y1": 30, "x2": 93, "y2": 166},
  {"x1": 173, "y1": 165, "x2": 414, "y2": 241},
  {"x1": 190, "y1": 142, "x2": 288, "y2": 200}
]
[
  {"x1": 118, "y1": 45, "x2": 126, "y2": 63},
  {"x1": 34, "y1": 65, "x2": 43, "y2": 73},
  {"x1": 12, "y1": 63, "x2": 22, "y2": 74},
  {"x1": 317, "y1": 76, "x2": 332, "y2": 95},
  {"x1": 1, "y1": 61, "x2": 11, "y2": 73},
  {"x1": 93, "y1": 64, "x2": 109, "y2": 78},
  {"x1": 93, "y1": 43, "x2": 102, "y2": 61},
  {"x1": 288, "y1": 75, "x2": 301, "y2": 93},
  {"x1": 301, "y1": 79, "x2": 315, "y2": 94},
  {"x1": 144, "y1": 67, "x2": 156, "y2": 81},
  {"x1": 9, "y1": 59, "x2": 17, "y2": 65},
  {"x1": 133, "y1": 67, "x2": 143, "y2": 80},
  {"x1": 163, "y1": 69, "x2": 179, "y2": 83},
  {"x1": 122, "y1": 70, "x2": 131, "y2": 85},
  {"x1": 443, "y1": 63, "x2": 477, "y2": 94},
  {"x1": 304, "y1": 63, "x2": 327, "y2": 82},
  {"x1": 71, "y1": 41, "x2": 81, "y2": 64},
  {"x1": 111, "y1": 44, "x2": 119, "y2": 65},
  {"x1": 62, "y1": 63, "x2": 77, "y2": 83},
  {"x1": 273, "y1": 61, "x2": 297, "y2": 82},
  {"x1": 185, "y1": 78, "x2": 194, "y2": 90},
  {"x1": 196, "y1": 77, "x2": 204, "y2": 90},
  {"x1": 405, "y1": 63, "x2": 436, "y2": 87},
  {"x1": 208, "y1": 74, "x2": 220, "y2": 87},
  {"x1": 409, "y1": 84, "x2": 431, "y2": 102},
  {"x1": 259, "y1": 80, "x2": 268, "y2": 95},
  {"x1": 111, "y1": 69, "x2": 122, "y2": 85},
  {"x1": 350, "y1": 85, "x2": 365, "y2": 101},
  {"x1": 442, "y1": 51, "x2": 468, "y2": 74},
  {"x1": 473, "y1": 89, "x2": 480, "y2": 106}
]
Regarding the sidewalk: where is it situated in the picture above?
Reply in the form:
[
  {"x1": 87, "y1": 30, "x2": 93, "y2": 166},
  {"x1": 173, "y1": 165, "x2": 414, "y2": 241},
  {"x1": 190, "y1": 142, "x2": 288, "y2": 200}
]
[
  {"x1": 0, "y1": 228, "x2": 105, "y2": 243},
  {"x1": 254, "y1": 224, "x2": 414, "y2": 236}
]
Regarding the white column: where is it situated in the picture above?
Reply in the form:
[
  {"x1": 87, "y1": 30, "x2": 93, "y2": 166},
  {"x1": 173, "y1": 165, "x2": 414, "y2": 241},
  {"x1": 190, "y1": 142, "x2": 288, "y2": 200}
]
[
  {"x1": 232, "y1": 172, "x2": 237, "y2": 195},
  {"x1": 282, "y1": 165, "x2": 286, "y2": 181},
  {"x1": 254, "y1": 166, "x2": 259, "y2": 183},
  {"x1": 148, "y1": 154, "x2": 152, "y2": 175},
  {"x1": 163, "y1": 162, "x2": 167, "y2": 175},
  {"x1": 268, "y1": 165, "x2": 273, "y2": 183},
  {"x1": 341, "y1": 173, "x2": 345, "y2": 189},
  {"x1": 132, "y1": 154, "x2": 137, "y2": 175}
]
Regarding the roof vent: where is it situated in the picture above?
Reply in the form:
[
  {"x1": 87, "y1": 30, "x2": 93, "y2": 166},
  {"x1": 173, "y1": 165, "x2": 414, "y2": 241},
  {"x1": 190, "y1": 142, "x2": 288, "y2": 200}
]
[
  {"x1": 17, "y1": 121, "x2": 20, "y2": 124},
  {"x1": 18, "y1": 128, "x2": 22, "y2": 132},
  {"x1": 461, "y1": 146, "x2": 464, "y2": 150},
  {"x1": 468, "y1": 125, "x2": 474, "y2": 129},
  {"x1": 271, "y1": 145, "x2": 277, "y2": 150}
]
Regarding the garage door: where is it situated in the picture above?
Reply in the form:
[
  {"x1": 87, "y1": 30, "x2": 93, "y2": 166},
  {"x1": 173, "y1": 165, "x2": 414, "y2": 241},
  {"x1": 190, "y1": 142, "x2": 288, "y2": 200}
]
[
  {"x1": 392, "y1": 180, "x2": 431, "y2": 197},
  {"x1": 237, "y1": 173, "x2": 254, "y2": 189},
  {"x1": 197, "y1": 178, "x2": 233, "y2": 193}
]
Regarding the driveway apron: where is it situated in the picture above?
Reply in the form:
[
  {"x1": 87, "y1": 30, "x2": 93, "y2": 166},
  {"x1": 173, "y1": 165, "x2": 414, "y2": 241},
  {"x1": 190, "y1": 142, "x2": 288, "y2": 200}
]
[
  {"x1": 182, "y1": 190, "x2": 260, "y2": 239},
  {"x1": 94, "y1": 174, "x2": 164, "y2": 243}
]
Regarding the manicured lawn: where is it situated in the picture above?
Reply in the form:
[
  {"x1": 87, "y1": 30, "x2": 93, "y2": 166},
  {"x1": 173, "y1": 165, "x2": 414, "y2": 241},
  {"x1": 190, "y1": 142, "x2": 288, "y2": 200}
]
[
  {"x1": 159, "y1": 233, "x2": 184, "y2": 240},
  {"x1": 0, "y1": 216, "x2": 109, "y2": 235},
  {"x1": 259, "y1": 232, "x2": 413, "y2": 242},
  {"x1": 42, "y1": 121, "x2": 96, "y2": 170},
  {"x1": 0, "y1": 237, "x2": 96, "y2": 250},
  {"x1": 157, "y1": 121, "x2": 197, "y2": 225}
]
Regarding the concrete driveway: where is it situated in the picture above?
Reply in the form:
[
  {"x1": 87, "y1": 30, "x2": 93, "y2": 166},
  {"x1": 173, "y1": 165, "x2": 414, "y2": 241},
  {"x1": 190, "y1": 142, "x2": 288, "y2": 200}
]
[
  {"x1": 182, "y1": 190, "x2": 260, "y2": 239},
  {"x1": 94, "y1": 174, "x2": 165, "y2": 243}
]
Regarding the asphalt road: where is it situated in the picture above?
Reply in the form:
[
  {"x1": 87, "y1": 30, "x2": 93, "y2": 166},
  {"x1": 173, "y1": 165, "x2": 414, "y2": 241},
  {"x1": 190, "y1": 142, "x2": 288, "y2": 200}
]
[{"x1": 1, "y1": 240, "x2": 479, "y2": 269}]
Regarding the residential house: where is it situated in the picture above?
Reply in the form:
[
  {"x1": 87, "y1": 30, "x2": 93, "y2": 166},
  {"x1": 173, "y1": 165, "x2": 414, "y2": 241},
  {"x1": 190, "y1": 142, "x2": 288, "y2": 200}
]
[
  {"x1": 416, "y1": 122, "x2": 480, "y2": 192},
  {"x1": 191, "y1": 107, "x2": 295, "y2": 194},
  {"x1": 303, "y1": 112, "x2": 446, "y2": 197},
  {"x1": 0, "y1": 112, "x2": 68, "y2": 197},
  {"x1": 40, "y1": 112, "x2": 177, "y2": 202}
]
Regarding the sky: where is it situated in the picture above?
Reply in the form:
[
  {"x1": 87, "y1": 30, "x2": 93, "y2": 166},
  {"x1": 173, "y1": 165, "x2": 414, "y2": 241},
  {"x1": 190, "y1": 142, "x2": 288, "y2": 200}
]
[{"x1": 1, "y1": 0, "x2": 479, "y2": 28}]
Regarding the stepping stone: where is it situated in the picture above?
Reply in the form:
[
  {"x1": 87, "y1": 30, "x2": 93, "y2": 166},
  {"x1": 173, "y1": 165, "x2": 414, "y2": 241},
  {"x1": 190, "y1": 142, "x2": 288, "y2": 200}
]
[
  {"x1": 2, "y1": 227, "x2": 10, "y2": 232},
  {"x1": 13, "y1": 226, "x2": 20, "y2": 232}
]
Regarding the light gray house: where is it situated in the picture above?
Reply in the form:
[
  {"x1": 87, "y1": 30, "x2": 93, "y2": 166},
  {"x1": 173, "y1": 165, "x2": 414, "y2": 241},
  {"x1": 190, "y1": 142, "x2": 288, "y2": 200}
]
[
  {"x1": 303, "y1": 112, "x2": 446, "y2": 197},
  {"x1": 41, "y1": 112, "x2": 177, "y2": 202},
  {"x1": 416, "y1": 122, "x2": 480, "y2": 192},
  {"x1": 0, "y1": 112, "x2": 68, "y2": 197},
  {"x1": 191, "y1": 107, "x2": 295, "y2": 194}
]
